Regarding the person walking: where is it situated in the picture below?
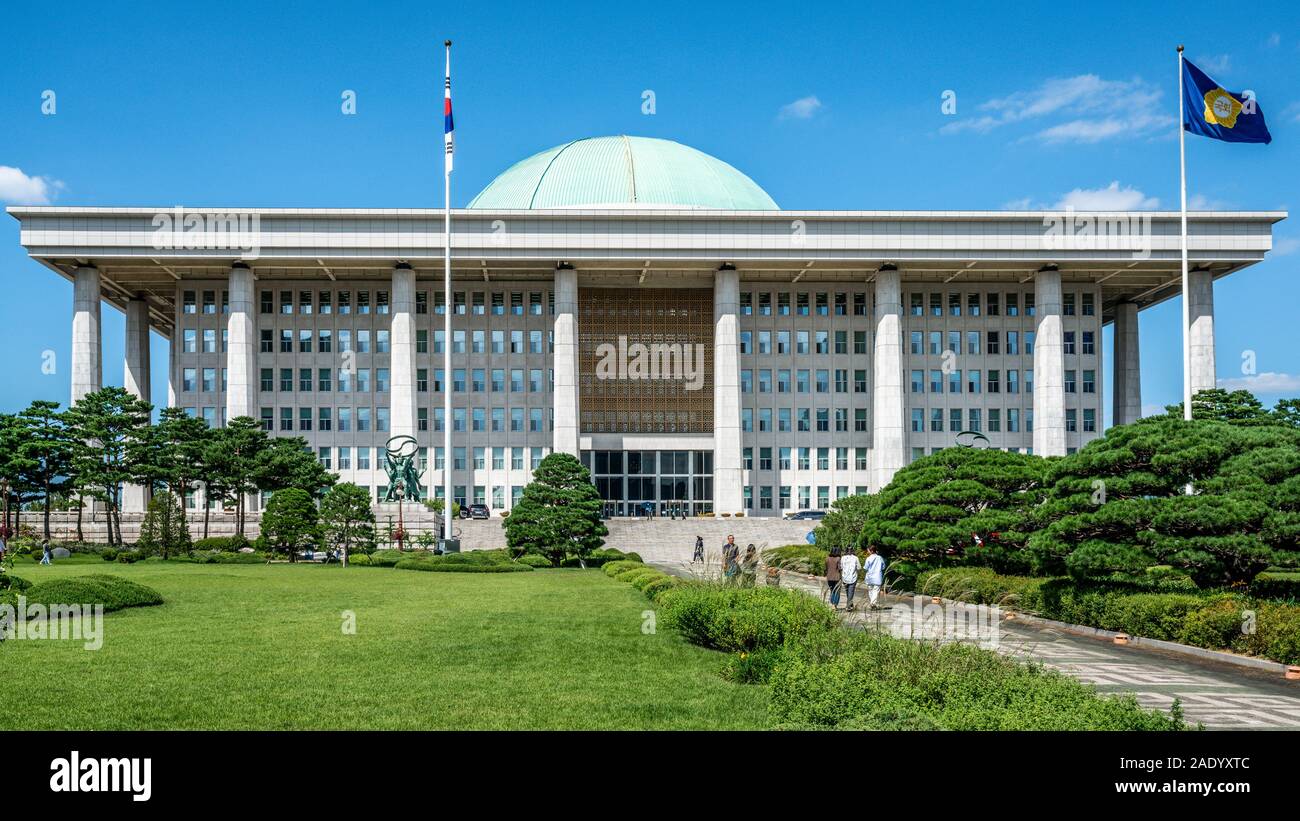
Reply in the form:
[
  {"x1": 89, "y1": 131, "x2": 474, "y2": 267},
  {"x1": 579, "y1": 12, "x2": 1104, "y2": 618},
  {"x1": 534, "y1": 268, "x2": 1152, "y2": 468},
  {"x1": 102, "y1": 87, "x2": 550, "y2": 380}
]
[
  {"x1": 825, "y1": 547, "x2": 842, "y2": 609},
  {"x1": 840, "y1": 546, "x2": 861, "y2": 612},
  {"x1": 40, "y1": 539, "x2": 52, "y2": 565},
  {"x1": 864, "y1": 545, "x2": 886, "y2": 610},
  {"x1": 721, "y1": 535, "x2": 739, "y2": 584},
  {"x1": 740, "y1": 544, "x2": 759, "y2": 588},
  {"x1": 692, "y1": 535, "x2": 705, "y2": 564}
]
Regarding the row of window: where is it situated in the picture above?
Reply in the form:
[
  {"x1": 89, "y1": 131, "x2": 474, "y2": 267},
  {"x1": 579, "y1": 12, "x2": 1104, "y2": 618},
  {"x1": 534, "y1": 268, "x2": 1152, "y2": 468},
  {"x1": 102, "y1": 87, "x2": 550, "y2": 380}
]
[
  {"x1": 247, "y1": 367, "x2": 552, "y2": 394},
  {"x1": 741, "y1": 330, "x2": 868, "y2": 356},
  {"x1": 257, "y1": 406, "x2": 551, "y2": 434},
  {"x1": 741, "y1": 369, "x2": 870, "y2": 394},
  {"x1": 908, "y1": 330, "x2": 1095, "y2": 356},
  {"x1": 908, "y1": 407, "x2": 1098, "y2": 434},
  {"x1": 741, "y1": 407, "x2": 867, "y2": 433},
  {"x1": 742, "y1": 446, "x2": 870, "y2": 472},
  {"x1": 908, "y1": 368, "x2": 1097, "y2": 394},
  {"x1": 742, "y1": 485, "x2": 866, "y2": 511},
  {"x1": 907, "y1": 291, "x2": 1094, "y2": 317},
  {"x1": 183, "y1": 289, "x2": 556, "y2": 317}
]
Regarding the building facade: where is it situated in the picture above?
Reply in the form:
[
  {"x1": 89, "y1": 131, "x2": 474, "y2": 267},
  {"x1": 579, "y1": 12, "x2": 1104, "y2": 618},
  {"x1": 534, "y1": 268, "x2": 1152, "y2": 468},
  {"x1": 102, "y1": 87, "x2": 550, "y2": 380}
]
[{"x1": 8, "y1": 136, "x2": 1285, "y2": 518}]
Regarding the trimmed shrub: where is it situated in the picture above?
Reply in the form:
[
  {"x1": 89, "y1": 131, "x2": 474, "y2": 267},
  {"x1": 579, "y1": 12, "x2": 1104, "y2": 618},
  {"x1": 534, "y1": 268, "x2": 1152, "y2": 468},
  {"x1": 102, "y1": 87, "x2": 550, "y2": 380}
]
[
  {"x1": 721, "y1": 647, "x2": 787, "y2": 685},
  {"x1": 1, "y1": 574, "x2": 30, "y2": 592},
  {"x1": 369, "y1": 550, "x2": 406, "y2": 568},
  {"x1": 602, "y1": 559, "x2": 644, "y2": 577},
  {"x1": 1240, "y1": 601, "x2": 1300, "y2": 665},
  {"x1": 769, "y1": 630, "x2": 1185, "y2": 731},
  {"x1": 346, "y1": 554, "x2": 372, "y2": 567},
  {"x1": 192, "y1": 536, "x2": 252, "y2": 553},
  {"x1": 17, "y1": 574, "x2": 163, "y2": 612},
  {"x1": 915, "y1": 568, "x2": 1046, "y2": 608},
  {"x1": 100, "y1": 548, "x2": 119, "y2": 562},
  {"x1": 1250, "y1": 572, "x2": 1300, "y2": 602},
  {"x1": 641, "y1": 576, "x2": 678, "y2": 602},
  {"x1": 518, "y1": 554, "x2": 551, "y2": 568},
  {"x1": 1178, "y1": 596, "x2": 1246, "y2": 651},
  {"x1": 657, "y1": 584, "x2": 837, "y2": 653},
  {"x1": 614, "y1": 567, "x2": 661, "y2": 586}
]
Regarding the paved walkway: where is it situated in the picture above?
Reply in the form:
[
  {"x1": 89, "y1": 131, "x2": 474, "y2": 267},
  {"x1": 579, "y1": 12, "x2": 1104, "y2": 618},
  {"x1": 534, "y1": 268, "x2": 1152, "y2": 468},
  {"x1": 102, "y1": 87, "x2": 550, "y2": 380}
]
[{"x1": 653, "y1": 559, "x2": 1300, "y2": 730}]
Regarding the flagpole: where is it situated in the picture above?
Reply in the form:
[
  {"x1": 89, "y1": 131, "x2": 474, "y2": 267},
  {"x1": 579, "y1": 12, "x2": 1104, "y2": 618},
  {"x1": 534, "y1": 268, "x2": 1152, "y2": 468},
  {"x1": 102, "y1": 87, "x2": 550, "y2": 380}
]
[
  {"x1": 1177, "y1": 44, "x2": 1192, "y2": 422},
  {"x1": 443, "y1": 39, "x2": 454, "y2": 542}
]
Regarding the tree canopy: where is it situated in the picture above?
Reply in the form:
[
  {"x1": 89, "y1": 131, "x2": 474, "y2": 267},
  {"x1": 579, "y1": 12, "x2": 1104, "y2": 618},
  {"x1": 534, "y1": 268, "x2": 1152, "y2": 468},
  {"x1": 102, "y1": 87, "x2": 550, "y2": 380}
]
[{"x1": 504, "y1": 453, "x2": 608, "y2": 566}]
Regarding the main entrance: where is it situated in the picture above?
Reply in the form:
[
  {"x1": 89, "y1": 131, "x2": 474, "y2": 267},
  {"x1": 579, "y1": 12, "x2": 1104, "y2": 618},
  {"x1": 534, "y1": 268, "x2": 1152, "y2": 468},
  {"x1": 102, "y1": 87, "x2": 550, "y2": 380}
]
[{"x1": 582, "y1": 450, "x2": 714, "y2": 517}]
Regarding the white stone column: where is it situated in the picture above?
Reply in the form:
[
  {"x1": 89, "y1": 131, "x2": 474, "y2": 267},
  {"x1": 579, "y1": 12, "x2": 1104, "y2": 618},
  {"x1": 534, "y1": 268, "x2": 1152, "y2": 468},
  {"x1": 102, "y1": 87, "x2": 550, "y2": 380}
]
[
  {"x1": 390, "y1": 263, "x2": 418, "y2": 439},
  {"x1": 123, "y1": 297, "x2": 153, "y2": 513},
  {"x1": 1188, "y1": 268, "x2": 1216, "y2": 396},
  {"x1": 225, "y1": 262, "x2": 257, "y2": 422},
  {"x1": 1113, "y1": 300, "x2": 1142, "y2": 426},
  {"x1": 1033, "y1": 267, "x2": 1066, "y2": 456},
  {"x1": 713, "y1": 267, "x2": 744, "y2": 514},
  {"x1": 871, "y1": 268, "x2": 906, "y2": 492},
  {"x1": 552, "y1": 266, "x2": 580, "y2": 456},
  {"x1": 71, "y1": 265, "x2": 102, "y2": 404}
]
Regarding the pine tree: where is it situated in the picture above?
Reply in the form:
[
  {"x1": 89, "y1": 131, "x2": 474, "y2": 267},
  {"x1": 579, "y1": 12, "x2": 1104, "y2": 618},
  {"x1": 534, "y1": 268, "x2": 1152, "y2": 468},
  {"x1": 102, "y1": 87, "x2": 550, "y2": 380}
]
[{"x1": 504, "y1": 453, "x2": 608, "y2": 566}]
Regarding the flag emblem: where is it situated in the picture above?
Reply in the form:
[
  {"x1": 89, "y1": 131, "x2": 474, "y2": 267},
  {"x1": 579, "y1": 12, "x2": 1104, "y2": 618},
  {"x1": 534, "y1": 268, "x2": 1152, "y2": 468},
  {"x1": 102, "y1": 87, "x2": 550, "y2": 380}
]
[
  {"x1": 443, "y1": 46, "x2": 455, "y2": 174},
  {"x1": 1204, "y1": 88, "x2": 1242, "y2": 128}
]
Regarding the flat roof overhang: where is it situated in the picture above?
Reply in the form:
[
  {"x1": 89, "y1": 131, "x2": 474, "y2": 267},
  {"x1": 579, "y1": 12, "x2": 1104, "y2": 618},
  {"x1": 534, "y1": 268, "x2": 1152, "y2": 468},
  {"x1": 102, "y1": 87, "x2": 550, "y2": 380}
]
[{"x1": 10, "y1": 206, "x2": 1285, "y2": 336}]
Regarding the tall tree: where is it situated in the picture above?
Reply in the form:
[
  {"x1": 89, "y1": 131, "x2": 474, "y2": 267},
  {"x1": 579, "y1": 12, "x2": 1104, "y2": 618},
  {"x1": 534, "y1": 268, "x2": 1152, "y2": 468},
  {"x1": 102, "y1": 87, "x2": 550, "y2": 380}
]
[
  {"x1": 862, "y1": 447, "x2": 1047, "y2": 572},
  {"x1": 64, "y1": 387, "x2": 152, "y2": 547},
  {"x1": 504, "y1": 453, "x2": 607, "y2": 566},
  {"x1": 203, "y1": 416, "x2": 266, "y2": 538},
  {"x1": 254, "y1": 436, "x2": 336, "y2": 500},
  {"x1": 16, "y1": 401, "x2": 75, "y2": 542},
  {"x1": 140, "y1": 407, "x2": 211, "y2": 508},
  {"x1": 813, "y1": 493, "x2": 879, "y2": 552},
  {"x1": 260, "y1": 487, "x2": 321, "y2": 562},
  {"x1": 1030, "y1": 415, "x2": 1300, "y2": 586},
  {"x1": 1271, "y1": 398, "x2": 1300, "y2": 428},
  {"x1": 0, "y1": 414, "x2": 27, "y2": 538},
  {"x1": 320, "y1": 482, "x2": 376, "y2": 565},
  {"x1": 1164, "y1": 388, "x2": 1271, "y2": 426}
]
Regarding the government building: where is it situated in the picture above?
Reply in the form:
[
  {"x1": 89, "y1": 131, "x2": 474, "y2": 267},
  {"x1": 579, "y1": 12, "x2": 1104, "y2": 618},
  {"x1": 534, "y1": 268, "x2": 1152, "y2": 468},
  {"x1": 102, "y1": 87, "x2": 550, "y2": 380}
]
[{"x1": 7, "y1": 136, "x2": 1286, "y2": 518}]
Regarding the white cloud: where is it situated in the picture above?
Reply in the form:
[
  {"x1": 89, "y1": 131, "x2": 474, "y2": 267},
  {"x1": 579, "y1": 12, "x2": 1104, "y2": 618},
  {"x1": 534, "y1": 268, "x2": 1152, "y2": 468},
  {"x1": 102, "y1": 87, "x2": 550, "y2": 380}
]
[
  {"x1": 1053, "y1": 181, "x2": 1159, "y2": 210},
  {"x1": 0, "y1": 166, "x2": 61, "y2": 204},
  {"x1": 1189, "y1": 193, "x2": 1232, "y2": 210},
  {"x1": 1218, "y1": 372, "x2": 1300, "y2": 394},
  {"x1": 778, "y1": 95, "x2": 822, "y2": 120},
  {"x1": 940, "y1": 74, "x2": 1172, "y2": 143},
  {"x1": 1195, "y1": 54, "x2": 1232, "y2": 75}
]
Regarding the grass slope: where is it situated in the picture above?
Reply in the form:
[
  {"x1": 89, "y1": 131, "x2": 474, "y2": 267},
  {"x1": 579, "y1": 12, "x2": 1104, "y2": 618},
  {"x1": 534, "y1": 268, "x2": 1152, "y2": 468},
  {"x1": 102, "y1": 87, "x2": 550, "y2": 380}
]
[{"x1": 0, "y1": 561, "x2": 766, "y2": 730}]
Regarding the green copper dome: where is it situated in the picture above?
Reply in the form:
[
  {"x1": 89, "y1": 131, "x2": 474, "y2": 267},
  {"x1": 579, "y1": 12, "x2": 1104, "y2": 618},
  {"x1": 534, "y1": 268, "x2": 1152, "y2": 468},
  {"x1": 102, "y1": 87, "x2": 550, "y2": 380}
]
[{"x1": 467, "y1": 136, "x2": 778, "y2": 210}]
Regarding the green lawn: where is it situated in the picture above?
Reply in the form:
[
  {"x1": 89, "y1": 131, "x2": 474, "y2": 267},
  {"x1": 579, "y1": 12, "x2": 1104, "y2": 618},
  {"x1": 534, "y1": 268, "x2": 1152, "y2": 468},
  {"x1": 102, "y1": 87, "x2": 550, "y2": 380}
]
[{"x1": 1, "y1": 559, "x2": 768, "y2": 729}]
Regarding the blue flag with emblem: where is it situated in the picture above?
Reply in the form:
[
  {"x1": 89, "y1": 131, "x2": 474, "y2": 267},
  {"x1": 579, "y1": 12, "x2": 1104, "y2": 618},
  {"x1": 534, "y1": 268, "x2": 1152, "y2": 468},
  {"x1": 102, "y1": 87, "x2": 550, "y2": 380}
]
[{"x1": 1181, "y1": 58, "x2": 1271, "y2": 144}]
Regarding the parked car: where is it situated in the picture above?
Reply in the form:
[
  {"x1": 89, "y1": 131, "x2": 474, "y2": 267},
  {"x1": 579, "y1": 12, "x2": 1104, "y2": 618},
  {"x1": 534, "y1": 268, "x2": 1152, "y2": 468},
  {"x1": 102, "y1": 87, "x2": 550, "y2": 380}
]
[
  {"x1": 783, "y1": 510, "x2": 826, "y2": 521},
  {"x1": 465, "y1": 504, "x2": 491, "y2": 520}
]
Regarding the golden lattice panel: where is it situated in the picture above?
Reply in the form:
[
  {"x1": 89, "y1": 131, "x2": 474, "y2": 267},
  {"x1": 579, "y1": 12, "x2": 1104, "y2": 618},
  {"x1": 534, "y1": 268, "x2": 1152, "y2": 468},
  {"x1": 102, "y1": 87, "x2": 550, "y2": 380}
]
[{"x1": 578, "y1": 288, "x2": 714, "y2": 434}]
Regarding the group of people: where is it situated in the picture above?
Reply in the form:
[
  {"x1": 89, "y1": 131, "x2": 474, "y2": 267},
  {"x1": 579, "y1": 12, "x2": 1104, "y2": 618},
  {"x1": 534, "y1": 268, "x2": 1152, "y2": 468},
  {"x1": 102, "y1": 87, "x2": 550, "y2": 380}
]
[
  {"x1": 824, "y1": 545, "x2": 884, "y2": 611},
  {"x1": 714, "y1": 535, "x2": 759, "y2": 587},
  {"x1": 691, "y1": 534, "x2": 885, "y2": 608}
]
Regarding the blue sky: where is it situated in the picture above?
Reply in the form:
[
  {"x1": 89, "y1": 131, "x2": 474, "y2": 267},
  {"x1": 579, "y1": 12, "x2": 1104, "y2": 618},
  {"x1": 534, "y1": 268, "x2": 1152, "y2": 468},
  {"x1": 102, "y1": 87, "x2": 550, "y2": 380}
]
[{"x1": 1, "y1": 0, "x2": 1297, "y2": 421}]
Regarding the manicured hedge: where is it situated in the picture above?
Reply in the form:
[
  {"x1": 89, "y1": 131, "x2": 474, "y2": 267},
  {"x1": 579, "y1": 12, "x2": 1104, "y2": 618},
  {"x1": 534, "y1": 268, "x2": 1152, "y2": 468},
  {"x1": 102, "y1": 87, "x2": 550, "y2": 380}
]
[
  {"x1": 769, "y1": 628, "x2": 1187, "y2": 731},
  {"x1": 192, "y1": 536, "x2": 252, "y2": 553},
  {"x1": 656, "y1": 584, "x2": 837, "y2": 653},
  {"x1": 4, "y1": 574, "x2": 163, "y2": 613},
  {"x1": 1250, "y1": 572, "x2": 1300, "y2": 602},
  {"x1": 602, "y1": 559, "x2": 645, "y2": 577},
  {"x1": 613, "y1": 567, "x2": 661, "y2": 586},
  {"x1": 915, "y1": 567, "x2": 1300, "y2": 665},
  {"x1": 0, "y1": 574, "x2": 31, "y2": 592},
  {"x1": 185, "y1": 551, "x2": 265, "y2": 565}
]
